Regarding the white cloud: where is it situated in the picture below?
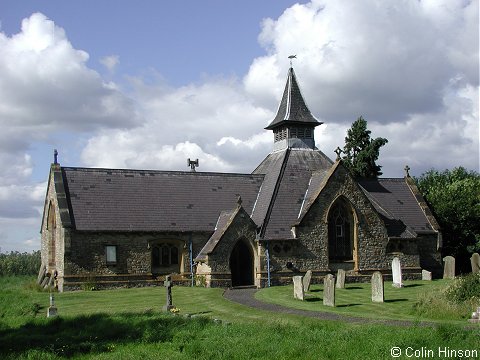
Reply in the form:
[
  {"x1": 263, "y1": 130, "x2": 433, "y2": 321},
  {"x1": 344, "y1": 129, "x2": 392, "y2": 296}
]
[
  {"x1": 100, "y1": 55, "x2": 119, "y2": 72},
  {"x1": 81, "y1": 77, "x2": 274, "y2": 173},
  {"x1": 245, "y1": 0, "x2": 478, "y2": 123},
  {"x1": 0, "y1": 13, "x2": 139, "y2": 132}
]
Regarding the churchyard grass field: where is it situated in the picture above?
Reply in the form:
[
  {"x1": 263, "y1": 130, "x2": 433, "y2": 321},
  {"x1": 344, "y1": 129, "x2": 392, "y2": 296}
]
[
  {"x1": 256, "y1": 280, "x2": 474, "y2": 324},
  {"x1": 0, "y1": 276, "x2": 478, "y2": 359}
]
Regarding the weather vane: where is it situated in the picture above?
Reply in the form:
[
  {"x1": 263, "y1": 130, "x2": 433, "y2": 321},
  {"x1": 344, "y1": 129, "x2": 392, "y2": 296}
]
[{"x1": 288, "y1": 54, "x2": 297, "y2": 67}]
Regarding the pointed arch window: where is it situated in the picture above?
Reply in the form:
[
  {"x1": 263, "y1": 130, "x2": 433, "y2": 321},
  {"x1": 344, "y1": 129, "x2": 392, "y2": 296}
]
[{"x1": 328, "y1": 199, "x2": 354, "y2": 261}]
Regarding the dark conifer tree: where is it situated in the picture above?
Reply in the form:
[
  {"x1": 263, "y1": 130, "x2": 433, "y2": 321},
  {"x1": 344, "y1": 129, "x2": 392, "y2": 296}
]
[{"x1": 342, "y1": 116, "x2": 388, "y2": 178}]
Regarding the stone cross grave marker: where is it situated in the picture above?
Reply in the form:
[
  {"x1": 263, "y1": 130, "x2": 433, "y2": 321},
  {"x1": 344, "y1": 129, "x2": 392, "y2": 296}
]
[
  {"x1": 470, "y1": 253, "x2": 480, "y2": 274},
  {"x1": 162, "y1": 275, "x2": 175, "y2": 311},
  {"x1": 47, "y1": 293, "x2": 58, "y2": 318},
  {"x1": 336, "y1": 269, "x2": 346, "y2": 289},
  {"x1": 421, "y1": 269, "x2": 432, "y2": 281},
  {"x1": 302, "y1": 270, "x2": 312, "y2": 292},
  {"x1": 391, "y1": 257, "x2": 403, "y2": 288},
  {"x1": 371, "y1": 271, "x2": 384, "y2": 303},
  {"x1": 293, "y1": 276, "x2": 305, "y2": 300},
  {"x1": 323, "y1": 274, "x2": 335, "y2": 307},
  {"x1": 443, "y1": 256, "x2": 455, "y2": 279}
]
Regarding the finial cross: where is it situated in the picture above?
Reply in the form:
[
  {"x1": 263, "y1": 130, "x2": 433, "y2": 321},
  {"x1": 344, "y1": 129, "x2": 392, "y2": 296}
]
[{"x1": 334, "y1": 147, "x2": 343, "y2": 160}]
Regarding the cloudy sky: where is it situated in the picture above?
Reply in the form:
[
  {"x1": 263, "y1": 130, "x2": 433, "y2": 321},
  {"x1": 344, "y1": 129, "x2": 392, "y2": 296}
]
[{"x1": 0, "y1": 0, "x2": 478, "y2": 253}]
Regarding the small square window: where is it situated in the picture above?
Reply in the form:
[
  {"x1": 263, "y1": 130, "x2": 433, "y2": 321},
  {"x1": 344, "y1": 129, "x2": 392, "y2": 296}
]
[{"x1": 106, "y1": 245, "x2": 117, "y2": 265}]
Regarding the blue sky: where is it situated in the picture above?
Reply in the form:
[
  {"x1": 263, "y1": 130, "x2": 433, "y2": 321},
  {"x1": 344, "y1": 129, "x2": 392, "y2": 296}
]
[
  {"x1": 1, "y1": 1, "x2": 297, "y2": 86},
  {"x1": 0, "y1": 1, "x2": 478, "y2": 253}
]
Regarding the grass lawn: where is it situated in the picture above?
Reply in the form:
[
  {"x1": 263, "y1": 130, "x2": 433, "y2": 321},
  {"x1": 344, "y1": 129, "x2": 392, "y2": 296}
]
[
  {"x1": 255, "y1": 279, "x2": 469, "y2": 324},
  {"x1": 0, "y1": 276, "x2": 479, "y2": 359}
]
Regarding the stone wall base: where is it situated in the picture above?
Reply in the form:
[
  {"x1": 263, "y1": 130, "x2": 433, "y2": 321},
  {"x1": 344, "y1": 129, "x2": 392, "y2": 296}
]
[{"x1": 59, "y1": 267, "x2": 424, "y2": 291}]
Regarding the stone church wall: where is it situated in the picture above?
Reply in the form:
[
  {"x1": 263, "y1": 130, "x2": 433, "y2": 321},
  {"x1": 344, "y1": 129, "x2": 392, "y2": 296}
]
[
  {"x1": 61, "y1": 231, "x2": 210, "y2": 291},
  {"x1": 417, "y1": 234, "x2": 442, "y2": 277},
  {"x1": 40, "y1": 170, "x2": 65, "y2": 279},
  {"x1": 295, "y1": 165, "x2": 391, "y2": 273}
]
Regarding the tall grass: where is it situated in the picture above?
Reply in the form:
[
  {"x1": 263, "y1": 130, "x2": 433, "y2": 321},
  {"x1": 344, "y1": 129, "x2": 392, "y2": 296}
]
[{"x1": 0, "y1": 251, "x2": 41, "y2": 276}]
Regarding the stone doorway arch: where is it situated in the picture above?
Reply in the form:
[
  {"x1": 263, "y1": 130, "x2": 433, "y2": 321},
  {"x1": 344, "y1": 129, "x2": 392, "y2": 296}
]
[{"x1": 229, "y1": 239, "x2": 254, "y2": 287}]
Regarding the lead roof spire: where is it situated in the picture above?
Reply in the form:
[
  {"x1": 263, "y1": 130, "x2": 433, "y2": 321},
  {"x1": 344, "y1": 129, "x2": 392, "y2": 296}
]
[
  {"x1": 265, "y1": 62, "x2": 323, "y2": 150},
  {"x1": 265, "y1": 66, "x2": 321, "y2": 130}
]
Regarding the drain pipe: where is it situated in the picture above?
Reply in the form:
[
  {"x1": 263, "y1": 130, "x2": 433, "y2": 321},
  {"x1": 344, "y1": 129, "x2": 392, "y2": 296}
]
[
  {"x1": 266, "y1": 242, "x2": 271, "y2": 287},
  {"x1": 189, "y1": 233, "x2": 194, "y2": 287}
]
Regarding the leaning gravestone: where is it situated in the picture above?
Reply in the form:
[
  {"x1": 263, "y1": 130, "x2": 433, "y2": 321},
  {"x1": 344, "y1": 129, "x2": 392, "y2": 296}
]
[
  {"x1": 302, "y1": 270, "x2": 312, "y2": 292},
  {"x1": 422, "y1": 269, "x2": 432, "y2": 281},
  {"x1": 293, "y1": 276, "x2": 305, "y2": 300},
  {"x1": 371, "y1": 271, "x2": 384, "y2": 303},
  {"x1": 162, "y1": 275, "x2": 175, "y2": 311},
  {"x1": 323, "y1": 274, "x2": 335, "y2": 307},
  {"x1": 336, "y1": 269, "x2": 346, "y2": 289},
  {"x1": 470, "y1": 253, "x2": 480, "y2": 274},
  {"x1": 391, "y1": 257, "x2": 403, "y2": 288},
  {"x1": 37, "y1": 265, "x2": 46, "y2": 285},
  {"x1": 443, "y1": 256, "x2": 455, "y2": 279}
]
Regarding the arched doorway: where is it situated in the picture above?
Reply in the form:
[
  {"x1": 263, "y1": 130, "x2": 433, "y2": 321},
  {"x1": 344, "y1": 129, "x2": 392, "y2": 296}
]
[
  {"x1": 229, "y1": 239, "x2": 254, "y2": 287},
  {"x1": 328, "y1": 198, "x2": 355, "y2": 262}
]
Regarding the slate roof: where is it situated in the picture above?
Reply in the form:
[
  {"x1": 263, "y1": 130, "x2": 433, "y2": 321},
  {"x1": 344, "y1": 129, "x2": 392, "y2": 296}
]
[
  {"x1": 59, "y1": 167, "x2": 264, "y2": 232},
  {"x1": 265, "y1": 67, "x2": 322, "y2": 130},
  {"x1": 195, "y1": 208, "x2": 237, "y2": 261},
  {"x1": 252, "y1": 148, "x2": 333, "y2": 239},
  {"x1": 358, "y1": 178, "x2": 436, "y2": 236}
]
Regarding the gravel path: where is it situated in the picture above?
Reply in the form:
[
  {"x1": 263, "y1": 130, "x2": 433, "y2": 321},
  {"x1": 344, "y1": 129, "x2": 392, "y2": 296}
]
[{"x1": 223, "y1": 287, "x2": 432, "y2": 327}]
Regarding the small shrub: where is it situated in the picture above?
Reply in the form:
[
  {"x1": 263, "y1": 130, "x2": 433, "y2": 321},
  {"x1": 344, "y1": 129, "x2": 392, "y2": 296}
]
[
  {"x1": 445, "y1": 273, "x2": 480, "y2": 303},
  {"x1": 81, "y1": 274, "x2": 97, "y2": 291},
  {"x1": 195, "y1": 275, "x2": 206, "y2": 287}
]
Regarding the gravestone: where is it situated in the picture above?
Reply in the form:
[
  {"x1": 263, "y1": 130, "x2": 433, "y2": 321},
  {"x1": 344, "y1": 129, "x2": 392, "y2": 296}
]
[
  {"x1": 371, "y1": 271, "x2": 384, "y2": 303},
  {"x1": 302, "y1": 270, "x2": 312, "y2": 292},
  {"x1": 470, "y1": 253, "x2": 480, "y2": 274},
  {"x1": 162, "y1": 275, "x2": 175, "y2": 311},
  {"x1": 469, "y1": 307, "x2": 480, "y2": 324},
  {"x1": 443, "y1": 256, "x2": 455, "y2": 279},
  {"x1": 391, "y1": 257, "x2": 403, "y2": 288},
  {"x1": 47, "y1": 293, "x2": 58, "y2": 318},
  {"x1": 293, "y1": 276, "x2": 305, "y2": 300},
  {"x1": 323, "y1": 274, "x2": 335, "y2": 307},
  {"x1": 421, "y1": 269, "x2": 432, "y2": 281},
  {"x1": 336, "y1": 269, "x2": 346, "y2": 289}
]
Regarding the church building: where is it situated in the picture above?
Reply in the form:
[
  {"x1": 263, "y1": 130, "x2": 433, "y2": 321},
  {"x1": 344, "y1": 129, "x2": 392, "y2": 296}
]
[{"x1": 40, "y1": 67, "x2": 442, "y2": 291}]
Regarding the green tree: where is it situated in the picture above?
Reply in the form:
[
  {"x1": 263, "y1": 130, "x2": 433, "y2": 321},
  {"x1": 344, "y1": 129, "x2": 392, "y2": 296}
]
[
  {"x1": 415, "y1": 167, "x2": 480, "y2": 271},
  {"x1": 341, "y1": 116, "x2": 388, "y2": 178}
]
